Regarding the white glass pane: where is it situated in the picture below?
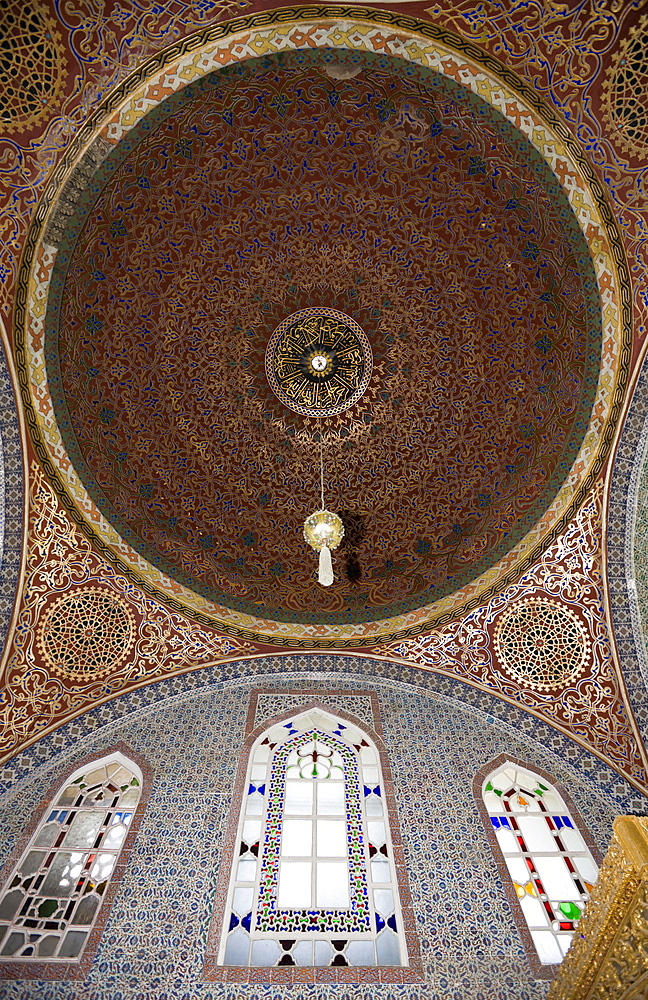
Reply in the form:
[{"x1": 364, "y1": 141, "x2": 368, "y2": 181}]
[
  {"x1": 517, "y1": 816, "x2": 557, "y2": 853},
  {"x1": 245, "y1": 793, "x2": 264, "y2": 816},
  {"x1": 64, "y1": 812, "x2": 104, "y2": 849},
  {"x1": 34, "y1": 823, "x2": 60, "y2": 848},
  {"x1": 250, "y1": 939, "x2": 281, "y2": 966},
  {"x1": 346, "y1": 940, "x2": 375, "y2": 965},
  {"x1": 519, "y1": 893, "x2": 549, "y2": 928},
  {"x1": 363, "y1": 767, "x2": 379, "y2": 785},
  {"x1": 371, "y1": 860, "x2": 390, "y2": 883},
  {"x1": 368, "y1": 821, "x2": 385, "y2": 846},
  {"x1": 20, "y1": 852, "x2": 45, "y2": 876},
  {"x1": 316, "y1": 861, "x2": 349, "y2": 907},
  {"x1": 281, "y1": 819, "x2": 312, "y2": 857},
  {"x1": 90, "y1": 853, "x2": 115, "y2": 882},
  {"x1": 540, "y1": 790, "x2": 565, "y2": 811},
  {"x1": 293, "y1": 940, "x2": 313, "y2": 966},
  {"x1": 110, "y1": 767, "x2": 132, "y2": 787},
  {"x1": 316, "y1": 782, "x2": 345, "y2": 815},
  {"x1": 232, "y1": 887, "x2": 254, "y2": 915},
  {"x1": 119, "y1": 787, "x2": 139, "y2": 808},
  {"x1": 366, "y1": 796, "x2": 383, "y2": 817},
  {"x1": 557, "y1": 934, "x2": 573, "y2": 956},
  {"x1": 504, "y1": 855, "x2": 530, "y2": 884},
  {"x1": 236, "y1": 859, "x2": 257, "y2": 882},
  {"x1": 574, "y1": 855, "x2": 598, "y2": 884},
  {"x1": 284, "y1": 781, "x2": 313, "y2": 815},
  {"x1": 57, "y1": 786, "x2": 78, "y2": 806},
  {"x1": 250, "y1": 764, "x2": 266, "y2": 781},
  {"x1": 360, "y1": 747, "x2": 376, "y2": 765},
  {"x1": 495, "y1": 827, "x2": 519, "y2": 853},
  {"x1": 252, "y1": 745, "x2": 269, "y2": 763},
  {"x1": 41, "y1": 853, "x2": 85, "y2": 896},
  {"x1": 530, "y1": 929, "x2": 563, "y2": 965},
  {"x1": 314, "y1": 940, "x2": 334, "y2": 966},
  {"x1": 374, "y1": 888, "x2": 394, "y2": 916},
  {"x1": 559, "y1": 826, "x2": 588, "y2": 853},
  {"x1": 102, "y1": 824, "x2": 127, "y2": 850},
  {"x1": 278, "y1": 861, "x2": 311, "y2": 907},
  {"x1": 224, "y1": 927, "x2": 250, "y2": 965},
  {"x1": 376, "y1": 928, "x2": 400, "y2": 965},
  {"x1": 483, "y1": 791, "x2": 503, "y2": 812},
  {"x1": 534, "y1": 856, "x2": 581, "y2": 901},
  {"x1": 316, "y1": 820, "x2": 347, "y2": 857},
  {"x1": 242, "y1": 820, "x2": 262, "y2": 845},
  {"x1": 59, "y1": 930, "x2": 87, "y2": 958},
  {"x1": 84, "y1": 768, "x2": 106, "y2": 787}
]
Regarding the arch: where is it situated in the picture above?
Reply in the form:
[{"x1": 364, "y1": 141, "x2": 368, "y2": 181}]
[
  {"x1": 475, "y1": 755, "x2": 600, "y2": 979},
  {"x1": 204, "y1": 699, "x2": 422, "y2": 983},
  {"x1": 0, "y1": 745, "x2": 150, "y2": 980}
]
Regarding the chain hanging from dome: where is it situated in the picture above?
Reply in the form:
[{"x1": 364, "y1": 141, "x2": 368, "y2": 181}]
[{"x1": 303, "y1": 420, "x2": 344, "y2": 587}]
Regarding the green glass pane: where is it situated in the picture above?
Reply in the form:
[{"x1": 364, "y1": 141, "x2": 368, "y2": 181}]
[
  {"x1": 38, "y1": 899, "x2": 59, "y2": 919},
  {"x1": 559, "y1": 901, "x2": 582, "y2": 920},
  {"x1": 485, "y1": 782, "x2": 493, "y2": 791}
]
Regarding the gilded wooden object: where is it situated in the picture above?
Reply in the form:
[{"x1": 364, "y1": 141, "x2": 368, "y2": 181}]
[{"x1": 548, "y1": 817, "x2": 648, "y2": 999}]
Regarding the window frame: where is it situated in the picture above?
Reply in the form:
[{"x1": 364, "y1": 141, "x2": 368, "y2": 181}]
[
  {"x1": 203, "y1": 692, "x2": 423, "y2": 984},
  {"x1": 474, "y1": 753, "x2": 603, "y2": 981},
  {"x1": 0, "y1": 742, "x2": 151, "y2": 981}
]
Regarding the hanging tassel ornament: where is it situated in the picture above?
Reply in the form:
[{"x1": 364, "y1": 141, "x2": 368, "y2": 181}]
[{"x1": 303, "y1": 429, "x2": 344, "y2": 586}]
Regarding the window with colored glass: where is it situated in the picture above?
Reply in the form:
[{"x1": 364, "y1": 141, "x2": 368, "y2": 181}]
[
  {"x1": 218, "y1": 708, "x2": 407, "y2": 968},
  {"x1": 0, "y1": 752, "x2": 142, "y2": 962},
  {"x1": 483, "y1": 762, "x2": 598, "y2": 965}
]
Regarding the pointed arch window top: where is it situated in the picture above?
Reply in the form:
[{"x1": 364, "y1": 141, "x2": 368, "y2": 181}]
[
  {"x1": 219, "y1": 707, "x2": 406, "y2": 969},
  {"x1": 0, "y1": 751, "x2": 143, "y2": 965},
  {"x1": 482, "y1": 761, "x2": 599, "y2": 967}
]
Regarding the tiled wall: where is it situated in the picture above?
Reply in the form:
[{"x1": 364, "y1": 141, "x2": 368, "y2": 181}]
[{"x1": 0, "y1": 659, "x2": 643, "y2": 1000}]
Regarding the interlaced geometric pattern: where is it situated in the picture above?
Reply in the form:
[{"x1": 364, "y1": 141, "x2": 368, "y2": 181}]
[
  {"x1": 37, "y1": 588, "x2": 135, "y2": 680},
  {"x1": 494, "y1": 599, "x2": 590, "y2": 692},
  {"x1": 0, "y1": 753, "x2": 141, "y2": 962},
  {"x1": 603, "y1": 13, "x2": 648, "y2": 155},
  {"x1": 0, "y1": 1, "x2": 66, "y2": 133}
]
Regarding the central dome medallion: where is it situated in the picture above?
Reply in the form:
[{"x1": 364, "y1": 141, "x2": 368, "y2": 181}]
[{"x1": 265, "y1": 307, "x2": 373, "y2": 417}]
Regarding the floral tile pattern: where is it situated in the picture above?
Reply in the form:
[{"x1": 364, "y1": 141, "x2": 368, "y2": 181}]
[{"x1": 0, "y1": 664, "x2": 644, "y2": 998}]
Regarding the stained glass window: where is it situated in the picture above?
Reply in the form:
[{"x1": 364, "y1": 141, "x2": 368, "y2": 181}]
[
  {"x1": 0, "y1": 752, "x2": 142, "y2": 962},
  {"x1": 483, "y1": 762, "x2": 598, "y2": 965},
  {"x1": 218, "y1": 708, "x2": 407, "y2": 968}
]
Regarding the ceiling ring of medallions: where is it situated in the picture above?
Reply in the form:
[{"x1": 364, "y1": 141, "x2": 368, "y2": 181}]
[{"x1": 16, "y1": 10, "x2": 630, "y2": 648}]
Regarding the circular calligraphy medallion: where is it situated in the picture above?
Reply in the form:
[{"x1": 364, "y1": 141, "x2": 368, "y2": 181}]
[{"x1": 265, "y1": 307, "x2": 373, "y2": 417}]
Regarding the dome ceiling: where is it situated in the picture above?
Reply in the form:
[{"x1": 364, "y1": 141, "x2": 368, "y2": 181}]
[{"x1": 47, "y1": 48, "x2": 600, "y2": 626}]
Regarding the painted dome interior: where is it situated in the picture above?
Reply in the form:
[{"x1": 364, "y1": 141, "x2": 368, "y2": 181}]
[{"x1": 48, "y1": 48, "x2": 601, "y2": 626}]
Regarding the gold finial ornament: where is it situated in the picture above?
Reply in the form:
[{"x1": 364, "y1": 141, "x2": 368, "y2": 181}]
[{"x1": 303, "y1": 510, "x2": 345, "y2": 586}]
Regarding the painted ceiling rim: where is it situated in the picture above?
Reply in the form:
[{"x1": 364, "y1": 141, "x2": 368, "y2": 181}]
[{"x1": 16, "y1": 6, "x2": 630, "y2": 648}]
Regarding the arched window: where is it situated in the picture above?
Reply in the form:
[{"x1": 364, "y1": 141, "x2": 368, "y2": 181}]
[
  {"x1": 481, "y1": 760, "x2": 599, "y2": 967},
  {"x1": 217, "y1": 707, "x2": 408, "y2": 970},
  {"x1": 0, "y1": 750, "x2": 143, "y2": 965}
]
